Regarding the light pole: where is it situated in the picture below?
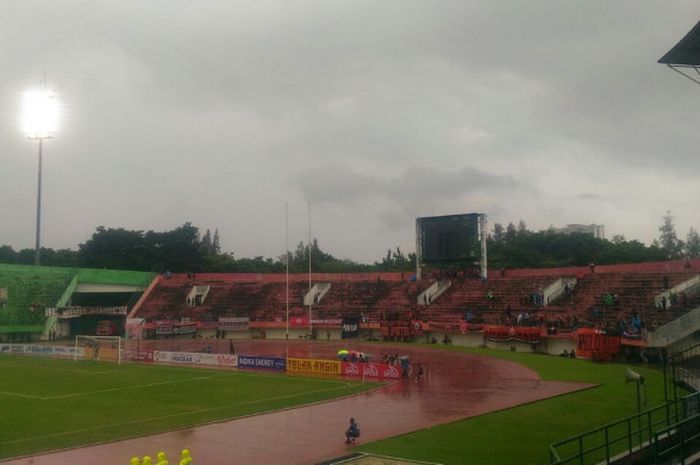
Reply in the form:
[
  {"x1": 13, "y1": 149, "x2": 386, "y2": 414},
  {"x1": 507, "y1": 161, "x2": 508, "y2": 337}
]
[{"x1": 22, "y1": 87, "x2": 58, "y2": 266}]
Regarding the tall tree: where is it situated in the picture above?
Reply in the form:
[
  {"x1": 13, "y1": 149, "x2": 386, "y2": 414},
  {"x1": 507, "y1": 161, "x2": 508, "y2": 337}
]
[
  {"x1": 686, "y1": 228, "x2": 700, "y2": 259},
  {"x1": 505, "y1": 222, "x2": 517, "y2": 240},
  {"x1": 492, "y1": 223, "x2": 505, "y2": 242},
  {"x1": 656, "y1": 211, "x2": 684, "y2": 259},
  {"x1": 517, "y1": 220, "x2": 528, "y2": 235}
]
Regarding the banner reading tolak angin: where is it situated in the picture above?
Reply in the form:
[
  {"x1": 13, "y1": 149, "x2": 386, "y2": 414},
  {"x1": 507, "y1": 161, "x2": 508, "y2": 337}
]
[{"x1": 287, "y1": 357, "x2": 341, "y2": 375}]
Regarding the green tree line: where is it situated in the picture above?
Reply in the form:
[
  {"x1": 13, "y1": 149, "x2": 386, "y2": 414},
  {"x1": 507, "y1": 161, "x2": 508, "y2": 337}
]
[{"x1": 0, "y1": 212, "x2": 696, "y2": 273}]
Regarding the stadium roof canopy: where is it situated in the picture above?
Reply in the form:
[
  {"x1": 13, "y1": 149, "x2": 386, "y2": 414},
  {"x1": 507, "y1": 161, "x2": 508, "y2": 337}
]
[{"x1": 659, "y1": 20, "x2": 700, "y2": 85}]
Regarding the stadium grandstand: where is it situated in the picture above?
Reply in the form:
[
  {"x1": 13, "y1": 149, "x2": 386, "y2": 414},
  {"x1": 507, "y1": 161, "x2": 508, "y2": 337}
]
[
  {"x1": 0, "y1": 263, "x2": 152, "y2": 342},
  {"x1": 118, "y1": 258, "x2": 700, "y2": 362},
  {"x1": 5, "y1": 258, "x2": 700, "y2": 463},
  {"x1": 3, "y1": 259, "x2": 700, "y2": 362}
]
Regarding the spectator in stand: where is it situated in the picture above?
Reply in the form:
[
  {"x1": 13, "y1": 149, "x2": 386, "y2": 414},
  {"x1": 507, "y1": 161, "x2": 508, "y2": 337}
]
[{"x1": 505, "y1": 305, "x2": 513, "y2": 321}]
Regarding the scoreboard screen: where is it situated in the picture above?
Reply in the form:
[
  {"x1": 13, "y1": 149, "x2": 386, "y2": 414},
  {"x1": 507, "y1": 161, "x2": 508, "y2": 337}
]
[{"x1": 417, "y1": 213, "x2": 481, "y2": 264}]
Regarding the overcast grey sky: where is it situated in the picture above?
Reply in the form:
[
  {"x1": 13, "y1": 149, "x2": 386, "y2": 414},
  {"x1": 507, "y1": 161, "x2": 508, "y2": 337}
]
[{"x1": 1, "y1": 1, "x2": 698, "y2": 263}]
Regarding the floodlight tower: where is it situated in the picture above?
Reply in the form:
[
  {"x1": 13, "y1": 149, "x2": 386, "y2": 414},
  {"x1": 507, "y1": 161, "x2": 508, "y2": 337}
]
[
  {"x1": 658, "y1": 20, "x2": 700, "y2": 86},
  {"x1": 22, "y1": 84, "x2": 59, "y2": 266}
]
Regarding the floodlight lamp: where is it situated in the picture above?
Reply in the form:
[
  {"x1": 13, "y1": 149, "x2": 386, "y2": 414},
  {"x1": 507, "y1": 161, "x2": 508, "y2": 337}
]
[{"x1": 22, "y1": 89, "x2": 59, "y2": 139}]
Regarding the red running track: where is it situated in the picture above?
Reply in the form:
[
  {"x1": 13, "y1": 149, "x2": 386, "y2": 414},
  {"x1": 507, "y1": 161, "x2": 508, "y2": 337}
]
[{"x1": 1, "y1": 342, "x2": 592, "y2": 465}]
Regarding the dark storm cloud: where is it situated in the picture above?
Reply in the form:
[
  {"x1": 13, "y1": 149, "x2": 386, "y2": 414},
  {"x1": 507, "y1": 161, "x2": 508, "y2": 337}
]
[
  {"x1": 295, "y1": 164, "x2": 532, "y2": 231},
  {"x1": 1, "y1": 1, "x2": 699, "y2": 262}
]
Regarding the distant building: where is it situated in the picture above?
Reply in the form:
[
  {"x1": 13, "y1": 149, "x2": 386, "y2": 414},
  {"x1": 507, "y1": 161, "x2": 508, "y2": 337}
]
[{"x1": 552, "y1": 224, "x2": 605, "y2": 239}]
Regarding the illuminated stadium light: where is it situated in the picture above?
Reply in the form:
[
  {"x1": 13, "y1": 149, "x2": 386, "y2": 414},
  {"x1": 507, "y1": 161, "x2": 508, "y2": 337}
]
[
  {"x1": 22, "y1": 84, "x2": 61, "y2": 266},
  {"x1": 22, "y1": 89, "x2": 59, "y2": 139}
]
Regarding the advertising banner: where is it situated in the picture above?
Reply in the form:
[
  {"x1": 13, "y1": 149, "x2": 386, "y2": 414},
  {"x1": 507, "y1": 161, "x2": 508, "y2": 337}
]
[
  {"x1": 341, "y1": 362, "x2": 402, "y2": 381},
  {"x1": 237, "y1": 355, "x2": 287, "y2": 371},
  {"x1": 45, "y1": 306, "x2": 127, "y2": 318},
  {"x1": 0, "y1": 343, "x2": 85, "y2": 358},
  {"x1": 218, "y1": 317, "x2": 249, "y2": 332},
  {"x1": 155, "y1": 323, "x2": 197, "y2": 336},
  {"x1": 155, "y1": 324, "x2": 172, "y2": 335},
  {"x1": 125, "y1": 318, "x2": 145, "y2": 339},
  {"x1": 411, "y1": 320, "x2": 425, "y2": 335},
  {"x1": 341, "y1": 317, "x2": 360, "y2": 339},
  {"x1": 288, "y1": 316, "x2": 309, "y2": 328},
  {"x1": 287, "y1": 357, "x2": 341, "y2": 375},
  {"x1": 311, "y1": 318, "x2": 342, "y2": 327},
  {"x1": 153, "y1": 351, "x2": 238, "y2": 368},
  {"x1": 483, "y1": 325, "x2": 542, "y2": 343},
  {"x1": 123, "y1": 349, "x2": 154, "y2": 363}
]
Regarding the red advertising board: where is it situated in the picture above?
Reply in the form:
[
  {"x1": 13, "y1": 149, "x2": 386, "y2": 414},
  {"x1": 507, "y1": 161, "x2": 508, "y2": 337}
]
[
  {"x1": 341, "y1": 362, "x2": 403, "y2": 381},
  {"x1": 124, "y1": 350, "x2": 154, "y2": 363},
  {"x1": 576, "y1": 328, "x2": 621, "y2": 361},
  {"x1": 483, "y1": 325, "x2": 542, "y2": 343}
]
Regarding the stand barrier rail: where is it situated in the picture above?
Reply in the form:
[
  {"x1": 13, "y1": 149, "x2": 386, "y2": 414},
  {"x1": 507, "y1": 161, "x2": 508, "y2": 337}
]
[{"x1": 549, "y1": 392, "x2": 700, "y2": 465}]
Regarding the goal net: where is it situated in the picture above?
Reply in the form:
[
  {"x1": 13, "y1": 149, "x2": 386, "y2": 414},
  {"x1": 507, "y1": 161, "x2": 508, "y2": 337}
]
[{"x1": 74, "y1": 335, "x2": 122, "y2": 364}]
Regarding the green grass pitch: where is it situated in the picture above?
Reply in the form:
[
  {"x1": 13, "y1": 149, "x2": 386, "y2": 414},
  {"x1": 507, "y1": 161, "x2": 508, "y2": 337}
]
[
  {"x1": 0, "y1": 355, "x2": 374, "y2": 459},
  {"x1": 358, "y1": 347, "x2": 668, "y2": 465}
]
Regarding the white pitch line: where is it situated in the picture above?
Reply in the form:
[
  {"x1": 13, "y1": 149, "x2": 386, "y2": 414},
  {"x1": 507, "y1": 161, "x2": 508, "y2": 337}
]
[
  {"x1": 43, "y1": 373, "x2": 236, "y2": 400},
  {"x1": 0, "y1": 373, "x2": 234, "y2": 401},
  {"x1": 0, "y1": 384, "x2": 356, "y2": 445},
  {"x1": 0, "y1": 390, "x2": 45, "y2": 400}
]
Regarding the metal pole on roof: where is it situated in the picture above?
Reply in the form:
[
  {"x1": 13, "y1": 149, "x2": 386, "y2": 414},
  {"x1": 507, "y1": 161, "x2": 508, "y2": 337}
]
[
  {"x1": 286, "y1": 202, "x2": 289, "y2": 340},
  {"x1": 308, "y1": 201, "x2": 312, "y2": 336},
  {"x1": 34, "y1": 137, "x2": 43, "y2": 265}
]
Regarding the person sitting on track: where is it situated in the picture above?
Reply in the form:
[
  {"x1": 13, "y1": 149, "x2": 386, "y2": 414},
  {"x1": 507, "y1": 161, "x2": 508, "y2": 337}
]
[
  {"x1": 345, "y1": 417, "x2": 360, "y2": 444},
  {"x1": 142, "y1": 456, "x2": 152, "y2": 465}
]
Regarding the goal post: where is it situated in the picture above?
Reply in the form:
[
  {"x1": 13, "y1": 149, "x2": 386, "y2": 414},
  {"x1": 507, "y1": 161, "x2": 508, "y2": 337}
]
[{"x1": 74, "y1": 335, "x2": 122, "y2": 364}]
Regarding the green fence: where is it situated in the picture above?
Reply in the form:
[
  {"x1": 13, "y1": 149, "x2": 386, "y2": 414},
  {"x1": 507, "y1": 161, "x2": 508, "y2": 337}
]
[{"x1": 549, "y1": 392, "x2": 700, "y2": 465}]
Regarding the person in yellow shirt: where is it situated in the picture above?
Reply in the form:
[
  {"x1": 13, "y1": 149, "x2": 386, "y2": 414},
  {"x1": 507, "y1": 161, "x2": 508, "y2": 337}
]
[{"x1": 179, "y1": 448, "x2": 192, "y2": 465}]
